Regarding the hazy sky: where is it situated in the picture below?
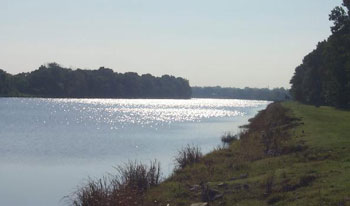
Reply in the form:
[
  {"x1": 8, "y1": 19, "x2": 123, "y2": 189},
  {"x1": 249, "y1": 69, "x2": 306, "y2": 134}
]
[{"x1": 0, "y1": 0, "x2": 342, "y2": 88}]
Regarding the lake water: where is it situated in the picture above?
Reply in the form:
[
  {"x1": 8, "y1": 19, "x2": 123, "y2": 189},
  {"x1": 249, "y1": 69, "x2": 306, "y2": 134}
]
[{"x1": 0, "y1": 98, "x2": 269, "y2": 206}]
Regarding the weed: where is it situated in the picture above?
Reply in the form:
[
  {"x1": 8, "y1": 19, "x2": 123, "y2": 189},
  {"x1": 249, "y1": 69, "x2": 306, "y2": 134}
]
[
  {"x1": 174, "y1": 144, "x2": 202, "y2": 170},
  {"x1": 69, "y1": 160, "x2": 161, "y2": 206}
]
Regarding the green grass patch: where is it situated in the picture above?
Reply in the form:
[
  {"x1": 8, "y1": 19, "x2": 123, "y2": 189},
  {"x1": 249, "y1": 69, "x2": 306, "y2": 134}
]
[{"x1": 144, "y1": 102, "x2": 350, "y2": 206}]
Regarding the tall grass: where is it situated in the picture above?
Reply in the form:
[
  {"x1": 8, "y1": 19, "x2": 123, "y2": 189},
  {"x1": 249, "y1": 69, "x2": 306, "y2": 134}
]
[
  {"x1": 174, "y1": 144, "x2": 203, "y2": 170},
  {"x1": 69, "y1": 160, "x2": 161, "y2": 206},
  {"x1": 70, "y1": 177, "x2": 110, "y2": 206},
  {"x1": 112, "y1": 160, "x2": 161, "y2": 191}
]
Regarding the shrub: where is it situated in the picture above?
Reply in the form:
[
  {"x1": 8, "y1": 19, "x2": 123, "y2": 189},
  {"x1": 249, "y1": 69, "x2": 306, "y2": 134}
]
[
  {"x1": 175, "y1": 144, "x2": 202, "y2": 169},
  {"x1": 69, "y1": 160, "x2": 161, "y2": 206},
  {"x1": 112, "y1": 160, "x2": 161, "y2": 191},
  {"x1": 221, "y1": 132, "x2": 238, "y2": 146},
  {"x1": 70, "y1": 177, "x2": 110, "y2": 206}
]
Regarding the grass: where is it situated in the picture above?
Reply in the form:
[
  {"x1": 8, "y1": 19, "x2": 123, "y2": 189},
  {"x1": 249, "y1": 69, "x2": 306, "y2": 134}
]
[
  {"x1": 144, "y1": 102, "x2": 350, "y2": 206},
  {"x1": 68, "y1": 160, "x2": 161, "y2": 206},
  {"x1": 69, "y1": 101, "x2": 350, "y2": 205},
  {"x1": 174, "y1": 145, "x2": 203, "y2": 170}
]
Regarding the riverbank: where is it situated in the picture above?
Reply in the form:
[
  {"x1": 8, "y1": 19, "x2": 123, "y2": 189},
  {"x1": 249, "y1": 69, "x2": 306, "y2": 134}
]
[{"x1": 143, "y1": 102, "x2": 350, "y2": 206}]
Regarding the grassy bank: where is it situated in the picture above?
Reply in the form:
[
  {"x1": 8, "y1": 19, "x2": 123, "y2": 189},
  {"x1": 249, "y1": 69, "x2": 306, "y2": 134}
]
[{"x1": 143, "y1": 102, "x2": 350, "y2": 206}]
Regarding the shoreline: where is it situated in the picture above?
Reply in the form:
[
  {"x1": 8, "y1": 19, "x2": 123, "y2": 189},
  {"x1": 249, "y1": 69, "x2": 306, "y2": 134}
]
[{"x1": 140, "y1": 101, "x2": 350, "y2": 206}]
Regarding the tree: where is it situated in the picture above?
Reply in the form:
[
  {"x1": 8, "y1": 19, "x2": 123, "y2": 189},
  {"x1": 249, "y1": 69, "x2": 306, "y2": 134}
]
[
  {"x1": 0, "y1": 69, "x2": 12, "y2": 95},
  {"x1": 290, "y1": 0, "x2": 350, "y2": 109},
  {"x1": 329, "y1": 0, "x2": 350, "y2": 33},
  {"x1": 0, "y1": 63, "x2": 192, "y2": 99}
]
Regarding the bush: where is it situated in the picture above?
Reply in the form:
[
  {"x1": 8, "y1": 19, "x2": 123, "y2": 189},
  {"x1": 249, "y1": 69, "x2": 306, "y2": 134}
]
[
  {"x1": 112, "y1": 160, "x2": 161, "y2": 191},
  {"x1": 175, "y1": 145, "x2": 202, "y2": 169},
  {"x1": 221, "y1": 132, "x2": 238, "y2": 146},
  {"x1": 71, "y1": 177, "x2": 110, "y2": 206},
  {"x1": 69, "y1": 160, "x2": 162, "y2": 206}
]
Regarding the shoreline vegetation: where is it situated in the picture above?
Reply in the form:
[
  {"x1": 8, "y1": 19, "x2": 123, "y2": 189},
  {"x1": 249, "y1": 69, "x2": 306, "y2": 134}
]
[
  {"x1": 67, "y1": 2, "x2": 350, "y2": 204},
  {"x1": 2, "y1": 1, "x2": 349, "y2": 205},
  {"x1": 0, "y1": 64, "x2": 291, "y2": 102},
  {"x1": 69, "y1": 101, "x2": 350, "y2": 205},
  {"x1": 192, "y1": 87, "x2": 290, "y2": 102},
  {"x1": 0, "y1": 63, "x2": 192, "y2": 99}
]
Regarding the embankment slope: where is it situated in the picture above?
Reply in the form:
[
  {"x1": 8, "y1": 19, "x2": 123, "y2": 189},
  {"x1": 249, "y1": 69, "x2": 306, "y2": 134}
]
[{"x1": 145, "y1": 102, "x2": 350, "y2": 206}]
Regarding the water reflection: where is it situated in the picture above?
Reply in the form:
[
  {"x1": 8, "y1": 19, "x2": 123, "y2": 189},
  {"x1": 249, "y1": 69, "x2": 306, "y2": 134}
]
[{"x1": 0, "y1": 98, "x2": 269, "y2": 206}]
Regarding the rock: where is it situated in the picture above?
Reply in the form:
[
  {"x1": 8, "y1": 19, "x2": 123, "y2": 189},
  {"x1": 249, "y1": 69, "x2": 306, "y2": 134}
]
[
  {"x1": 191, "y1": 203, "x2": 208, "y2": 206},
  {"x1": 230, "y1": 173, "x2": 248, "y2": 181},
  {"x1": 201, "y1": 185, "x2": 224, "y2": 202},
  {"x1": 190, "y1": 184, "x2": 201, "y2": 192},
  {"x1": 208, "y1": 189, "x2": 223, "y2": 201},
  {"x1": 217, "y1": 182, "x2": 227, "y2": 188},
  {"x1": 295, "y1": 144, "x2": 304, "y2": 152},
  {"x1": 230, "y1": 177, "x2": 238, "y2": 181},
  {"x1": 232, "y1": 184, "x2": 242, "y2": 190},
  {"x1": 214, "y1": 193, "x2": 223, "y2": 200},
  {"x1": 240, "y1": 173, "x2": 249, "y2": 179},
  {"x1": 209, "y1": 188, "x2": 220, "y2": 195},
  {"x1": 243, "y1": 184, "x2": 250, "y2": 190}
]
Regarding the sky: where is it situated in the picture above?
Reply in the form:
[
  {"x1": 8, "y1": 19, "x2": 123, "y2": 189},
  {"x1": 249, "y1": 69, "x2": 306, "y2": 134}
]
[{"x1": 0, "y1": 0, "x2": 343, "y2": 88}]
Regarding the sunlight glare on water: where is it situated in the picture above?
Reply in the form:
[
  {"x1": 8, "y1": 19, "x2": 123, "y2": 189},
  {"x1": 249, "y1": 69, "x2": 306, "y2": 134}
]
[
  {"x1": 44, "y1": 98, "x2": 264, "y2": 127},
  {"x1": 0, "y1": 98, "x2": 269, "y2": 206}
]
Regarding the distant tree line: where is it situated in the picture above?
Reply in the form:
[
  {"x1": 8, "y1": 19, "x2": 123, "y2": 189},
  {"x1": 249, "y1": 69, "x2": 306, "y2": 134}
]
[
  {"x1": 0, "y1": 63, "x2": 192, "y2": 99},
  {"x1": 0, "y1": 69, "x2": 14, "y2": 96},
  {"x1": 290, "y1": 0, "x2": 350, "y2": 109},
  {"x1": 192, "y1": 86, "x2": 290, "y2": 101}
]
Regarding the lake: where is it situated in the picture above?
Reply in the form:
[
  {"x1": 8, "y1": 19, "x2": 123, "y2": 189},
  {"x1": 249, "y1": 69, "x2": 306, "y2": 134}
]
[{"x1": 0, "y1": 98, "x2": 269, "y2": 206}]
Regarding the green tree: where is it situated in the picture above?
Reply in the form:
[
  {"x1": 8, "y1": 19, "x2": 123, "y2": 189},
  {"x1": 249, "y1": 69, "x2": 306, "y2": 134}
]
[
  {"x1": 329, "y1": 0, "x2": 350, "y2": 33},
  {"x1": 0, "y1": 63, "x2": 192, "y2": 99},
  {"x1": 290, "y1": 0, "x2": 350, "y2": 108}
]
